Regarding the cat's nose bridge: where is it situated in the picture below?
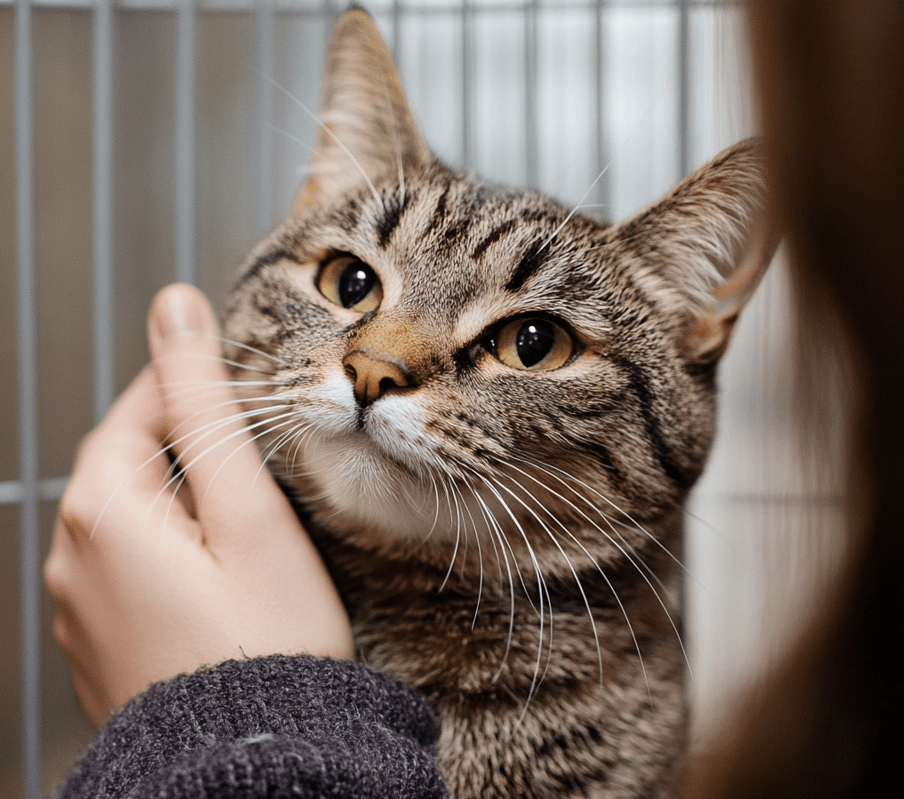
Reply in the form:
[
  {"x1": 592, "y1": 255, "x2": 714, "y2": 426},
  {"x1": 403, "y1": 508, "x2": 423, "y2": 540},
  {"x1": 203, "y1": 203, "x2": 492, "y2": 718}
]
[{"x1": 342, "y1": 317, "x2": 439, "y2": 406}]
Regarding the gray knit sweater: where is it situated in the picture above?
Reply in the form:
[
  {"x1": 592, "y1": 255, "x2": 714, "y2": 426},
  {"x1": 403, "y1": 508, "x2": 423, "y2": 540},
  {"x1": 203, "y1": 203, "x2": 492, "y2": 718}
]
[{"x1": 55, "y1": 655, "x2": 448, "y2": 798}]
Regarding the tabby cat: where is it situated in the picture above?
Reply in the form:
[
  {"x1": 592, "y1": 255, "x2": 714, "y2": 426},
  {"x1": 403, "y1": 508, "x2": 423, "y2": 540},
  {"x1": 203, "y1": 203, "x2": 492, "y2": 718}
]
[{"x1": 223, "y1": 9, "x2": 772, "y2": 799}]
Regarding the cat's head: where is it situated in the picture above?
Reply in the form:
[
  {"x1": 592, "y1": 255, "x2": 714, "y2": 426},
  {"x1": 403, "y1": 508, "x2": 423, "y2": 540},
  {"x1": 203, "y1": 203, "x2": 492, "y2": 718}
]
[{"x1": 224, "y1": 9, "x2": 773, "y2": 571}]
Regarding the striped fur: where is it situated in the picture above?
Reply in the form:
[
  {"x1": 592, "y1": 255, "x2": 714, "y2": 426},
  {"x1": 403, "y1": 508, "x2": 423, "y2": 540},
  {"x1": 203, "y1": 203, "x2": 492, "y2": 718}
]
[{"x1": 223, "y1": 9, "x2": 771, "y2": 799}]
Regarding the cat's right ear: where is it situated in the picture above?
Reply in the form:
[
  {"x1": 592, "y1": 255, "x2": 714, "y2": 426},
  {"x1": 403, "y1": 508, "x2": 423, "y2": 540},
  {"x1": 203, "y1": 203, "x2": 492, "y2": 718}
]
[{"x1": 293, "y1": 9, "x2": 431, "y2": 215}]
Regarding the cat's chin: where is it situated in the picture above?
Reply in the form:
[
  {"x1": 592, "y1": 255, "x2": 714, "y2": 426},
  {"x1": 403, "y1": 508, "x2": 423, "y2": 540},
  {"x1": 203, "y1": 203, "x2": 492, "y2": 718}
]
[{"x1": 300, "y1": 433, "x2": 450, "y2": 543}]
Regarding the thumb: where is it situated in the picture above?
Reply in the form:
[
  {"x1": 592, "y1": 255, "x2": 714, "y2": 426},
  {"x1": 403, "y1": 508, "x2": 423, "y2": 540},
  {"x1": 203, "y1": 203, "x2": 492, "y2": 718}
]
[
  {"x1": 147, "y1": 282, "x2": 215, "y2": 355},
  {"x1": 147, "y1": 284, "x2": 264, "y2": 522}
]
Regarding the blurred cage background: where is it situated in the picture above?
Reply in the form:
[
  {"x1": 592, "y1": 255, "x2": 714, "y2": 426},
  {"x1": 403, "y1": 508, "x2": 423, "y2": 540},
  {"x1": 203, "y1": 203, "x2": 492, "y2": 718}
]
[{"x1": 0, "y1": 1, "x2": 844, "y2": 797}]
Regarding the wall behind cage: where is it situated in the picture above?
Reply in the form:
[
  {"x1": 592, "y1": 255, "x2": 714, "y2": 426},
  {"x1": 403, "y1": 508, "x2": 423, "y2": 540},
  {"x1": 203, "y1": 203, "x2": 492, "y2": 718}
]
[{"x1": 0, "y1": 3, "x2": 839, "y2": 797}]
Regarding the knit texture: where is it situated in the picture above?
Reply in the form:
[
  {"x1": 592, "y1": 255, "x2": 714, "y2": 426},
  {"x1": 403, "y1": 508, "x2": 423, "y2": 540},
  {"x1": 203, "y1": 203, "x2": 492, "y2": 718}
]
[{"x1": 55, "y1": 655, "x2": 447, "y2": 799}]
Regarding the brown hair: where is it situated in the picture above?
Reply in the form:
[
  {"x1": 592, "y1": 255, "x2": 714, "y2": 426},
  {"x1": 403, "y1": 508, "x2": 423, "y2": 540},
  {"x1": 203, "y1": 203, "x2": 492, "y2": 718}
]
[{"x1": 685, "y1": 2, "x2": 904, "y2": 797}]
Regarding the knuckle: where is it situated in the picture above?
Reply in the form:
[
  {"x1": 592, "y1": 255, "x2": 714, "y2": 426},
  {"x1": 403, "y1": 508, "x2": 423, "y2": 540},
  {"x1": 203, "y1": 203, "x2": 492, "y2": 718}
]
[
  {"x1": 73, "y1": 427, "x2": 103, "y2": 465},
  {"x1": 43, "y1": 548, "x2": 69, "y2": 604},
  {"x1": 74, "y1": 428, "x2": 116, "y2": 473},
  {"x1": 75, "y1": 425, "x2": 139, "y2": 480},
  {"x1": 57, "y1": 486, "x2": 93, "y2": 538},
  {"x1": 56, "y1": 474, "x2": 118, "y2": 548}
]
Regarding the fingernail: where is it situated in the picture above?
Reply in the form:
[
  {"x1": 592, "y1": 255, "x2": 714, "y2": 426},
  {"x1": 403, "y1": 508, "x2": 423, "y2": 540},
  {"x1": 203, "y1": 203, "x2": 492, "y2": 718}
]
[{"x1": 152, "y1": 287, "x2": 206, "y2": 345}]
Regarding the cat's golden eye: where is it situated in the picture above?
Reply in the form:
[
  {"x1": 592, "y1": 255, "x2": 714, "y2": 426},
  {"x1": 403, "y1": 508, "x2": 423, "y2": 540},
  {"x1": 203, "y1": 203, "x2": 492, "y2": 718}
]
[
  {"x1": 492, "y1": 317, "x2": 574, "y2": 371},
  {"x1": 317, "y1": 254, "x2": 383, "y2": 313}
]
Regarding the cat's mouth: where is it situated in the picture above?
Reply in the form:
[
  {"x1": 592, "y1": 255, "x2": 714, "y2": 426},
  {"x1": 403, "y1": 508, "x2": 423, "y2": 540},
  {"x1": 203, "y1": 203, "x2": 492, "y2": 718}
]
[{"x1": 353, "y1": 403, "x2": 368, "y2": 432}]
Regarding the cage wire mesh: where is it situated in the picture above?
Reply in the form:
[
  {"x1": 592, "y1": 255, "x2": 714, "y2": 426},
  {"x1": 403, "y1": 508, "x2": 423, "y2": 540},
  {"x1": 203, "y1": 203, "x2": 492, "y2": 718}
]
[{"x1": 1, "y1": 1, "x2": 839, "y2": 797}]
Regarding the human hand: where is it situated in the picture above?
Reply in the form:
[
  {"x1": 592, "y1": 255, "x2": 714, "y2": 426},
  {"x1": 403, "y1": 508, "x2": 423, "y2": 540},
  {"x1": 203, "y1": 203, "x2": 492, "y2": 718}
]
[{"x1": 45, "y1": 284, "x2": 354, "y2": 728}]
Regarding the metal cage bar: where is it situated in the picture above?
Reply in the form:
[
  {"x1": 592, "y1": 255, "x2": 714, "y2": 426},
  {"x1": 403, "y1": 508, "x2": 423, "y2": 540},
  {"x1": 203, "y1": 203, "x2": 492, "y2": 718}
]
[
  {"x1": 254, "y1": 0, "x2": 276, "y2": 236},
  {"x1": 93, "y1": 0, "x2": 116, "y2": 421},
  {"x1": 175, "y1": 0, "x2": 198, "y2": 284},
  {"x1": 15, "y1": 2, "x2": 41, "y2": 796}
]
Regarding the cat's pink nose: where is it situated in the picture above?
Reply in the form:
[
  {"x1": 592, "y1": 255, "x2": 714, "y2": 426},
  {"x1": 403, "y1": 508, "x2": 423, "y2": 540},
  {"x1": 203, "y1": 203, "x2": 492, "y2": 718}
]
[{"x1": 342, "y1": 350, "x2": 411, "y2": 406}]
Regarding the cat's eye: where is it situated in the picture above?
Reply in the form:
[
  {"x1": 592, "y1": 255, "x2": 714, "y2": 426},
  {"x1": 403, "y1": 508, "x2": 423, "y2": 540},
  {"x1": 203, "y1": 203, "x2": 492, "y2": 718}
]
[
  {"x1": 317, "y1": 254, "x2": 383, "y2": 313},
  {"x1": 490, "y1": 317, "x2": 574, "y2": 371}
]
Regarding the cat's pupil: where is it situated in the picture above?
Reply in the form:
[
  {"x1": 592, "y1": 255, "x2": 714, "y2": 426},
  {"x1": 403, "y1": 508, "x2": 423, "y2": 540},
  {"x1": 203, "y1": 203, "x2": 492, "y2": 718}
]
[
  {"x1": 338, "y1": 262, "x2": 376, "y2": 308},
  {"x1": 516, "y1": 320, "x2": 555, "y2": 367}
]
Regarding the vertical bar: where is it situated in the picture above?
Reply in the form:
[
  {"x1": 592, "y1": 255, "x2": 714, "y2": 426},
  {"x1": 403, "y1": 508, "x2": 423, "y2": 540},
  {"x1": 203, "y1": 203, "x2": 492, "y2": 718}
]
[
  {"x1": 460, "y1": 0, "x2": 473, "y2": 170},
  {"x1": 677, "y1": 0, "x2": 691, "y2": 177},
  {"x1": 175, "y1": 0, "x2": 197, "y2": 284},
  {"x1": 93, "y1": 0, "x2": 115, "y2": 421},
  {"x1": 524, "y1": 0, "x2": 538, "y2": 188},
  {"x1": 254, "y1": 0, "x2": 275, "y2": 236},
  {"x1": 391, "y1": 0, "x2": 401, "y2": 63},
  {"x1": 323, "y1": 0, "x2": 337, "y2": 26},
  {"x1": 15, "y1": 0, "x2": 41, "y2": 796},
  {"x1": 593, "y1": 0, "x2": 610, "y2": 213}
]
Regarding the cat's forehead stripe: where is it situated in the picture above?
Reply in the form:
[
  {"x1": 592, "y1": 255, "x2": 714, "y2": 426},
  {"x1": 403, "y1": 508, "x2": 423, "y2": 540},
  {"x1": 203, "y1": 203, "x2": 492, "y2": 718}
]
[
  {"x1": 471, "y1": 218, "x2": 518, "y2": 262},
  {"x1": 377, "y1": 194, "x2": 407, "y2": 248},
  {"x1": 505, "y1": 245, "x2": 549, "y2": 293},
  {"x1": 239, "y1": 248, "x2": 304, "y2": 288},
  {"x1": 429, "y1": 181, "x2": 452, "y2": 227}
]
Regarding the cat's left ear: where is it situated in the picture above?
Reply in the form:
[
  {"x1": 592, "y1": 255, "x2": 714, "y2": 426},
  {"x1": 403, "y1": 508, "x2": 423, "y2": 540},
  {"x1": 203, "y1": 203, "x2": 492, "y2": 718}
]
[
  {"x1": 681, "y1": 224, "x2": 780, "y2": 362},
  {"x1": 612, "y1": 139, "x2": 779, "y2": 363},
  {"x1": 293, "y1": 9, "x2": 432, "y2": 214}
]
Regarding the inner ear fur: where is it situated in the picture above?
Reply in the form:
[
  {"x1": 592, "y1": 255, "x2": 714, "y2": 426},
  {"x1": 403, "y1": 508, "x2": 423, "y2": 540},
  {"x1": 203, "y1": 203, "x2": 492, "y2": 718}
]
[
  {"x1": 294, "y1": 8, "x2": 432, "y2": 215},
  {"x1": 612, "y1": 139, "x2": 778, "y2": 363},
  {"x1": 682, "y1": 227, "x2": 781, "y2": 362}
]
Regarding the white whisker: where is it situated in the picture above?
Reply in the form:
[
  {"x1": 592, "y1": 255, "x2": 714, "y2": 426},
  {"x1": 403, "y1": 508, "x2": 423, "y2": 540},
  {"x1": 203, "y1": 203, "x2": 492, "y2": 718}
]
[
  {"x1": 154, "y1": 404, "x2": 293, "y2": 475},
  {"x1": 539, "y1": 159, "x2": 613, "y2": 253},
  {"x1": 486, "y1": 473, "x2": 606, "y2": 696},
  {"x1": 461, "y1": 466, "x2": 550, "y2": 711},
  {"x1": 507, "y1": 456, "x2": 691, "y2": 684},
  {"x1": 438, "y1": 473, "x2": 465, "y2": 592},
  {"x1": 266, "y1": 124, "x2": 317, "y2": 157},
  {"x1": 147, "y1": 408, "x2": 296, "y2": 519},
  {"x1": 462, "y1": 476, "x2": 518, "y2": 677},
  {"x1": 515, "y1": 455, "x2": 688, "y2": 578},
  {"x1": 218, "y1": 335, "x2": 289, "y2": 366},
  {"x1": 152, "y1": 348, "x2": 276, "y2": 377},
  {"x1": 199, "y1": 414, "x2": 301, "y2": 505}
]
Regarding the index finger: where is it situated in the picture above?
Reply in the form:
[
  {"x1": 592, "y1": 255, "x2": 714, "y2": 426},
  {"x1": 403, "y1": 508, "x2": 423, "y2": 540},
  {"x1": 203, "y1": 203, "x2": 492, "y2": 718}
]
[{"x1": 84, "y1": 364, "x2": 171, "y2": 484}]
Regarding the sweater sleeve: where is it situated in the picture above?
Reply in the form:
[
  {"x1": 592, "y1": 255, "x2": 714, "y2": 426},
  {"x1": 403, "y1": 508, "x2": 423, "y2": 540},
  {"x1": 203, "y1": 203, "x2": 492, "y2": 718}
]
[{"x1": 54, "y1": 655, "x2": 447, "y2": 799}]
